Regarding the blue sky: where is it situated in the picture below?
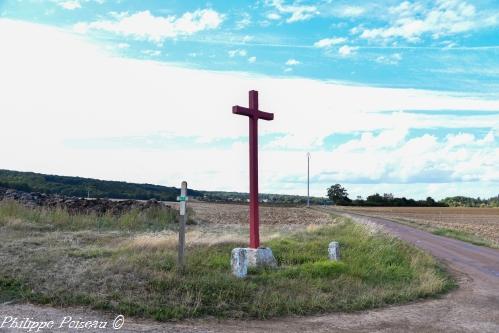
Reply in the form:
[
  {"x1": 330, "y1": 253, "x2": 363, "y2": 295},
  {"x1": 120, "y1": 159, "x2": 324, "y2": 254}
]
[
  {"x1": 2, "y1": 0, "x2": 499, "y2": 92},
  {"x1": 0, "y1": 0, "x2": 498, "y2": 199}
]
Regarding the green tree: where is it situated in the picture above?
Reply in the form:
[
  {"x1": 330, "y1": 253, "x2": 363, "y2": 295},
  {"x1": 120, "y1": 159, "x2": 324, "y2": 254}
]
[{"x1": 327, "y1": 184, "x2": 351, "y2": 205}]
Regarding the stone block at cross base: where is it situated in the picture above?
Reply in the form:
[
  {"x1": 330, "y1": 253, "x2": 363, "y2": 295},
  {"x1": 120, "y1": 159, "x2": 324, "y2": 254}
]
[
  {"x1": 328, "y1": 241, "x2": 340, "y2": 261},
  {"x1": 246, "y1": 247, "x2": 277, "y2": 268},
  {"x1": 231, "y1": 248, "x2": 248, "y2": 278},
  {"x1": 231, "y1": 247, "x2": 277, "y2": 278}
]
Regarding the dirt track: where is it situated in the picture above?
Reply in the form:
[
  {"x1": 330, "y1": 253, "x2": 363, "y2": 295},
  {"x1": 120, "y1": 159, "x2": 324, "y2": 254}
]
[{"x1": 1, "y1": 209, "x2": 498, "y2": 332}]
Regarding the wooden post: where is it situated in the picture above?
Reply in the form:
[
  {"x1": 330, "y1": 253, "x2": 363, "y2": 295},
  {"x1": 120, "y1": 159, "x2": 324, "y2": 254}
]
[
  {"x1": 307, "y1": 152, "x2": 310, "y2": 207},
  {"x1": 177, "y1": 181, "x2": 188, "y2": 269}
]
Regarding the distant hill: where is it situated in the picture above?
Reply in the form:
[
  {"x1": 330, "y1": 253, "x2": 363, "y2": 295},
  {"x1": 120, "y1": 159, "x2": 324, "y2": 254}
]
[
  {"x1": 0, "y1": 169, "x2": 327, "y2": 204},
  {"x1": 0, "y1": 169, "x2": 202, "y2": 201}
]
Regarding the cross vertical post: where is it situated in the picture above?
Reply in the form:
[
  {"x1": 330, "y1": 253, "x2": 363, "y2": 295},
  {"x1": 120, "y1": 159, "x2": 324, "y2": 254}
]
[
  {"x1": 233, "y1": 90, "x2": 274, "y2": 249},
  {"x1": 249, "y1": 91, "x2": 259, "y2": 249}
]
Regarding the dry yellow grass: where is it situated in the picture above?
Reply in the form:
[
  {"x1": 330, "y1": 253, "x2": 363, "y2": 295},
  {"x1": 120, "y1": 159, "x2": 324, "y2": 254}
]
[{"x1": 128, "y1": 233, "x2": 178, "y2": 251}]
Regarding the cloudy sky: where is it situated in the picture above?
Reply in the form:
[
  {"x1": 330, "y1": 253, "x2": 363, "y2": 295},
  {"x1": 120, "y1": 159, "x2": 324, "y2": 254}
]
[{"x1": 0, "y1": 0, "x2": 498, "y2": 199}]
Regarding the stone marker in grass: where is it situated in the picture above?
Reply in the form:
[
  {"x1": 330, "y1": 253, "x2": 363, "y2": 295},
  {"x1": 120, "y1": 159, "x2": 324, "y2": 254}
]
[
  {"x1": 231, "y1": 248, "x2": 248, "y2": 278},
  {"x1": 328, "y1": 241, "x2": 340, "y2": 261},
  {"x1": 231, "y1": 247, "x2": 277, "y2": 278}
]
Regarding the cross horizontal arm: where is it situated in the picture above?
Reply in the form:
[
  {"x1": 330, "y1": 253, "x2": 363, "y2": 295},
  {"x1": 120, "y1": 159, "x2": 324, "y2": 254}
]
[
  {"x1": 232, "y1": 106, "x2": 274, "y2": 121},
  {"x1": 257, "y1": 110, "x2": 274, "y2": 121},
  {"x1": 232, "y1": 106, "x2": 252, "y2": 117}
]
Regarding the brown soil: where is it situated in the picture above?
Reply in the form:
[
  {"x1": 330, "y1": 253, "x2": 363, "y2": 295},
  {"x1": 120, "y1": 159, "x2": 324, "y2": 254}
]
[
  {"x1": 1, "y1": 206, "x2": 498, "y2": 332},
  {"x1": 334, "y1": 206, "x2": 499, "y2": 245},
  {"x1": 187, "y1": 201, "x2": 332, "y2": 225}
]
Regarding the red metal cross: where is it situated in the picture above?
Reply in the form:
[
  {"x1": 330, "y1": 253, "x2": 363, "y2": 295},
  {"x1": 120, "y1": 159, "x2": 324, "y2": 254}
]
[{"x1": 233, "y1": 90, "x2": 274, "y2": 248}]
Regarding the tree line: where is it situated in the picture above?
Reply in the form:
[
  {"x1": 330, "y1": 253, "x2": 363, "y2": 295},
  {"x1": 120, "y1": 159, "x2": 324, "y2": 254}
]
[
  {"x1": 2, "y1": 169, "x2": 496, "y2": 207},
  {"x1": 327, "y1": 184, "x2": 499, "y2": 207}
]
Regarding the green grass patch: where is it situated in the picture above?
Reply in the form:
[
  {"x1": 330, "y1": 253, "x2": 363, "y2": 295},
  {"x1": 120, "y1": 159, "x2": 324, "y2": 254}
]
[
  {"x1": 1, "y1": 218, "x2": 454, "y2": 320},
  {"x1": 0, "y1": 276, "x2": 29, "y2": 303},
  {"x1": 432, "y1": 228, "x2": 493, "y2": 247}
]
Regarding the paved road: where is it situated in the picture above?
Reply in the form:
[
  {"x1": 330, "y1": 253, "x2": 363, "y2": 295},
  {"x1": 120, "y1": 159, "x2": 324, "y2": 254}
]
[{"x1": 1, "y1": 210, "x2": 498, "y2": 332}]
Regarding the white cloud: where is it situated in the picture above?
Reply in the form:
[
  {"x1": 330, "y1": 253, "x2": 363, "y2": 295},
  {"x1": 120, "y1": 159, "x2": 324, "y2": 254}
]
[
  {"x1": 310, "y1": 129, "x2": 498, "y2": 186},
  {"x1": 248, "y1": 56, "x2": 257, "y2": 63},
  {"x1": 284, "y1": 67, "x2": 293, "y2": 73},
  {"x1": 266, "y1": 13, "x2": 281, "y2": 20},
  {"x1": 116, "y1": 42, "x2": 129, "y2": 49},
  {"x1": 445, "y1": 132, "x2": 475, "y2": 147},
  {"x1": 337, "y1": 6, "x2": 365, "y2": 17},
  {"x1": 357, "y1": 0, "x2": 496, "y2": 43},
  {"x1": 58, "y1": 0, "x2": 81, "y2": 10},
  {"x1": 338, "y1": 128, "x2": 409, "y2": 151},
  {"x1": 236, "y1": 12, "x2": 251, "y2": 29},
  {"x1": 242, "y1": 35, "x2": 254, "y2": 43},
  {"x1": 268, "y1": 0, "x2": 319, "y2": 23},
  {"x1": 313, "y1": 37, "x2": 346, "y2": 48},
  {"x1": 74, "y1": 9, "x2": 224, "y2": 43},
  {"x1": 141, "y1": 49, "x2": 161, "y2": 56},
  {"x1": 285, "y1": 58, "x2": 300, "y2": 66},
  {"x1": 268, "y1": 128, "x2": 499, "y2": 198},
  {"x1": 1, "y1": 19, "x2": 499, "y2": 198},
  {"x1": 338, "y1": 45, "x2": 358, "y2": 57},
  {"x1": 441, "y1": 40, "x2": 458, "y2": 48},
  {"x1": 479, "y1": 130, "x2": 495, "y2": 144},
  {"x1": 322, "y1": 4, "x2": 366, "y2": 18},
  {"x1": 228, "y1": 49, "x2": 247, "y2": 57},
  {"x1": 375, "y1": 53, "x2": 402, "y2": 65}
]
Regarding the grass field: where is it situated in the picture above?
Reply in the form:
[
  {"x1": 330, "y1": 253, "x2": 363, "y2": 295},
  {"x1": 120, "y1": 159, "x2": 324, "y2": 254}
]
[
  {"x1": 334, "y1": 206, "x2": 499, "y2": 248},
  {"x1": 0, "y1": 200, "x2": 453, "y2": 320}
]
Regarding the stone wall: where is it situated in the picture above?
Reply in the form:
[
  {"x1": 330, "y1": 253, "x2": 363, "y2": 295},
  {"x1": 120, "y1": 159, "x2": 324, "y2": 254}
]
[{"x1": 0, "y1": 187, "x2": 167, "y2": 215}]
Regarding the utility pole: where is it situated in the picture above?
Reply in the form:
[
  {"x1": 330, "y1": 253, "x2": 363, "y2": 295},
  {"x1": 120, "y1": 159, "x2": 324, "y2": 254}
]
[{"x1": 307, "y1": 152, "x2": 310, "y2": 207}]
